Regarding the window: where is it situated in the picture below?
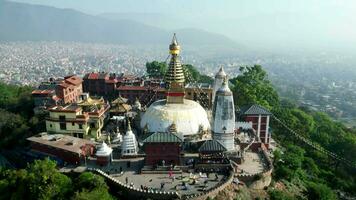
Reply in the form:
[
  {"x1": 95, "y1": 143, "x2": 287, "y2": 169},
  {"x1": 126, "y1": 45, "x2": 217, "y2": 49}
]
[
  {"x1": 79, "y1": 124, "x2": 83, "y2": 129},
  {"x1": 72, "y1": 122, "x2": 75, "y2": 126},
  {"x1": 49, "y1": 124, "x2": 52, "y2": 128},
  {"x1": 59, "y1": 115, "x2": 66, "y2": 121},
  {"x1": 60, "y1": 123, "x2": 67, "y2": 130}
]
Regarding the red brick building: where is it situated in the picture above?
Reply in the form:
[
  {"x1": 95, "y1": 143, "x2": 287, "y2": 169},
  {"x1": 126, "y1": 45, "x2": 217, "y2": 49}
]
[
  {"x1": 32, "y1": 76, "x2": 82, "y2": 109},
  {"x1": 56, "y1": 75, "x2": 83, "y2": 104},
  {"x1": 83, "y1": 72, "x2": 118, "y2": 97},
  {"x1": 142, "y1": 132, "x2": 182, "y2": 166},
  {"x1": 117, "y1": 85, "x2": 166, "y2": 105},
  {"x1": 240, "y1": 105, "x2": 271, "y2": 148}
]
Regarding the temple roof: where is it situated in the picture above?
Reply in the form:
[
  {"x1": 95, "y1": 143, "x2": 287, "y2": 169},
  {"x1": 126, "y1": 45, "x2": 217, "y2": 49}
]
[
  {"x1": 110, "y1": 103, "x2": 131, "y2": 113},
  {"x1": 112, "y1": 96, "x2": 128, "y2": 104},
  {"x1": 78, "y1": 97, "x2": 105, "y2": 107},
  {"x1": 143, "y1": 132, "x2": 182, "y2": 143},
  {"x1": 95, "y1": 141, "x2": 113, "y2": 157},
  {"x1": 198, "y1": 140, "x2": 227, "y2": 153},
  {"x1": 240, "y1": 104, "x2": 271, "y2": 115}
]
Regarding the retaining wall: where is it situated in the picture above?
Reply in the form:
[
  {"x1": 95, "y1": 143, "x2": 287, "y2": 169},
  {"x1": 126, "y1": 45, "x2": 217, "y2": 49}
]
[
  {"x1": 88, "y1": 168, "x2": 180, "y2": 200},
  {"x1": 182, "y1": 170, "x2": 235, "y2": 200},
  {"x1": 235, "y1": 147, "x2": 273, "y2": 189}
]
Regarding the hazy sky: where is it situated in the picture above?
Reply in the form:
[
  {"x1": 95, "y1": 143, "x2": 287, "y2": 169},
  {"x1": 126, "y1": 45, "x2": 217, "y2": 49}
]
[
  {"x1": 9, "y1": 0, "x2": 356, "y2": 51},
  {"x1": 10, "y1": 0, "x2": 356, "y2": 16}
]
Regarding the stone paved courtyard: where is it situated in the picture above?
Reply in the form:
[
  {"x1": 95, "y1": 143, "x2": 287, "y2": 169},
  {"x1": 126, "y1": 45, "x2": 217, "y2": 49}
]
[
  {"x1": 66, "y1": 157, "x2": 228, "y2": 196},
  {"x1": 115, "y1": 171, "x2": 226, "y2": 195},
  {"x1": 237, "y1": 152, "x2": 265, "y2": 175}
]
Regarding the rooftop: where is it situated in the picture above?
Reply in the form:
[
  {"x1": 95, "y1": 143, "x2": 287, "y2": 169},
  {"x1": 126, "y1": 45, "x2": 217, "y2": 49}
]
[
  {"x1": 31, "y1": 89, "x2": 54, "y2": 95},
  {"x1": 143, "y1": 132, "x2": 182, "y2": 143},
  {"x1": 64, "y1": 75, "x2": 83, "y2": 85},
  {"x1": 198, "y1": 140, "x2": 227, "y2": 153},
  {"x1": 49, "y1": 104, "x2": 81, "y2": 112},
  {"x1": 27, "y1": 133, "x2": 95, "y2": 154},
  {"x1": 240, "y1": 104, "x2": 272, "y2": 115}
]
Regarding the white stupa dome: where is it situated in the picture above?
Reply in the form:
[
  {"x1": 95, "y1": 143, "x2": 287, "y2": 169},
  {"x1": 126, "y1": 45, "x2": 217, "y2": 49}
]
[{"x1": 140, "y1": 99, "x2": 210, "y2": 136}]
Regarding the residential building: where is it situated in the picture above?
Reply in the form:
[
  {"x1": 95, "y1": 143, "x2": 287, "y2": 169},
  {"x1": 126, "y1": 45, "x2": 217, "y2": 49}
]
[{"x1": 45, "y1": 97, "x2": 110, "y2": 139}]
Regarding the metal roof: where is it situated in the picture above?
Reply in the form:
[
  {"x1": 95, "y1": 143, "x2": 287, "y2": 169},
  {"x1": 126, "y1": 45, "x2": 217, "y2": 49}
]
[
  {"x1": 143, "y1": 132, "x2": 182, "y2": 143},
  {"x1": 198, "y1": 140, "x2": 227, "y2": 152},
  {"x1": 240, "y1": 104, "x2": 271, "y2": 115}
]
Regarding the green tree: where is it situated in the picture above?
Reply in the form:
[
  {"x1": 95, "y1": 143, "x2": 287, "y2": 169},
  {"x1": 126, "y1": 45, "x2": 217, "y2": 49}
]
[
  {"x1": 27, "y1": 158, "x2": 72, "y2": 200},
  {"x1": 72, "y1": 188, "x2": 114, "y2": 200},
  {"x1": 0, "y1": 168, "x2": 28, "y2": 200},
  {"x1": 146, "y1": 61, "x2": 167, "y2": 78},
  {"x1": 230, "y1": 65, "x2": 279, "y2": 110},
  {"x1": 305, "y1": 182, "x2": 337, "y2": 200},
  {"x1": 76, "y1": 172, "x2": 108, "y2": 191},
  {"x1": 0, "y1": 82, "x2": 33, "y2": 118},
  {"x1": 183, "y1": 64, "x2": 213, "y2": 84},
  {"x1": 268, "y1": 189, "x2": 295, "y2": 200},
  {"x1": 0, "y1": 109, "x2": 30, "y2": 148},
  {"x1": 274, "y1": 145, "x2": 305, "y2": 181}
]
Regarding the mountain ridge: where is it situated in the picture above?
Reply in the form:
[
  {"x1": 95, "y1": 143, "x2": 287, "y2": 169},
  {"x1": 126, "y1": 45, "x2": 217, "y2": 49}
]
[{"x1": 0, "y1": 1, "x2": 238, "y2": 48}]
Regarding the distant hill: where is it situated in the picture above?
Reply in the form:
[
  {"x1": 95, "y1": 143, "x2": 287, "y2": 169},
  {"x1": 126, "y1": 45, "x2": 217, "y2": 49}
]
[{"x1": 0, "y1": 1, "x2": 238, "y2": 47}]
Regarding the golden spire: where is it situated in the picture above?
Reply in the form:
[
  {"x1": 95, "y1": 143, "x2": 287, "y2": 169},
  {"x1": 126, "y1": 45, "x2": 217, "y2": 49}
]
[
  {"x1": 165, "y1": 33, "x2": 185, "y2": 84},
  {"x1": 165, "y1": 34, "x2": 185, "y2": 104}
]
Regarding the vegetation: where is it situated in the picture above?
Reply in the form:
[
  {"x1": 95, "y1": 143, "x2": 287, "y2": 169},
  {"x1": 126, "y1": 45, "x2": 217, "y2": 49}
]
[
  {"x1": 0, "y1": 159, "x2": 114, "y2": 200},
  {"x1": 182, "y1": 64, "x2": 214, "y2": 84},
  {"x1": 0, "y1": 82, "x2": 46, "y2": 149},
  {"x1": 230, "y1": 65, "x2": 279, "y2": 110},
  {"x1": 145, "y1": 61, "x2": 167, "y2": 78},
  {"x1": 231, "y1": 65, "x2": 356, "y2": 199}
]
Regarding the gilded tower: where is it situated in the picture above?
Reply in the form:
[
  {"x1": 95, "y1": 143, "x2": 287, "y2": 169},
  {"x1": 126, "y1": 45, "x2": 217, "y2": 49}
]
[
  {"x1": 140, "y1": 34, "x2": 210, "y2": 137},
  {"x1": 165, "y1": 34, "x2": 185, "y2": 104}
]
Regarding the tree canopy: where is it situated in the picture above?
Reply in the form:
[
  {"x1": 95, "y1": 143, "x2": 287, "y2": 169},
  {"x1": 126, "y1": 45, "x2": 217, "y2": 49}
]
[
  {"x1": 0, "y1": 82, "x2": 47, "y2": 149},
  {"x1": 0, "y1": 159, "x2": 115, "y2": 200},
  {"x1": 230, "y1": 64, "x2": 356, "y2": 198},
  {"x1": 183, "y1": 64, "x2": 213, "y2": 84},
  {"x1": 230, "y1": 65, "x2": 279, "y2": 110},
  {"x1": 145, "y1": 61, "x2": 167, "y2": 78}
]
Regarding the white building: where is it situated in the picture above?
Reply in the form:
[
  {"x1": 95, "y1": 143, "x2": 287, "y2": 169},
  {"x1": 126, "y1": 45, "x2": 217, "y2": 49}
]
[
  {"x1": 212, "y1": 66, "x2": 227, "y2": 104},
  {"x1": 121, "y1": 121, "x2": 139, "y2": 156},
  {"x1": 95, "y1": 141, "x2": 113, "y2": 165},
  {"x1": 212, "y1": 78, "x2": 235, "y2": 151}
]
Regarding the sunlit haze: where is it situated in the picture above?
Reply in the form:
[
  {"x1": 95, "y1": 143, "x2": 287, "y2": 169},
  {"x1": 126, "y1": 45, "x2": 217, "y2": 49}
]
[{"x1": 10, "y1": 0, "x2": 356, "y2": 51}]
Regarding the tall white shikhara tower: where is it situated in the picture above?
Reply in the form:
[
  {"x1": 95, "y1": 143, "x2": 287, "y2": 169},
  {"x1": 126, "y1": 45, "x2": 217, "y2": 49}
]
[
  {"x1": 212, "y1": 66, "x2": 227, "y2": 104},
  {"x1": 212, "y1": 77, "x2": 235, "y2": 151}
]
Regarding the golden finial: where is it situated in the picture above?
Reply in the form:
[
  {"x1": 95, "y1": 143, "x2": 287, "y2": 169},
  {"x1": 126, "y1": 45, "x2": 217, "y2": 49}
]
[{"x1": 169, "y1": 33, "x2": 180, "y2": 55}]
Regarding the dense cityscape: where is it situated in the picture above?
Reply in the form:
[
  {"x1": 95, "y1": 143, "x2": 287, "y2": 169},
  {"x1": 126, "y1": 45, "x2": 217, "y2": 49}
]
[{"x1": 2, "y1": 41, "x2": 356, "y2": 127}]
